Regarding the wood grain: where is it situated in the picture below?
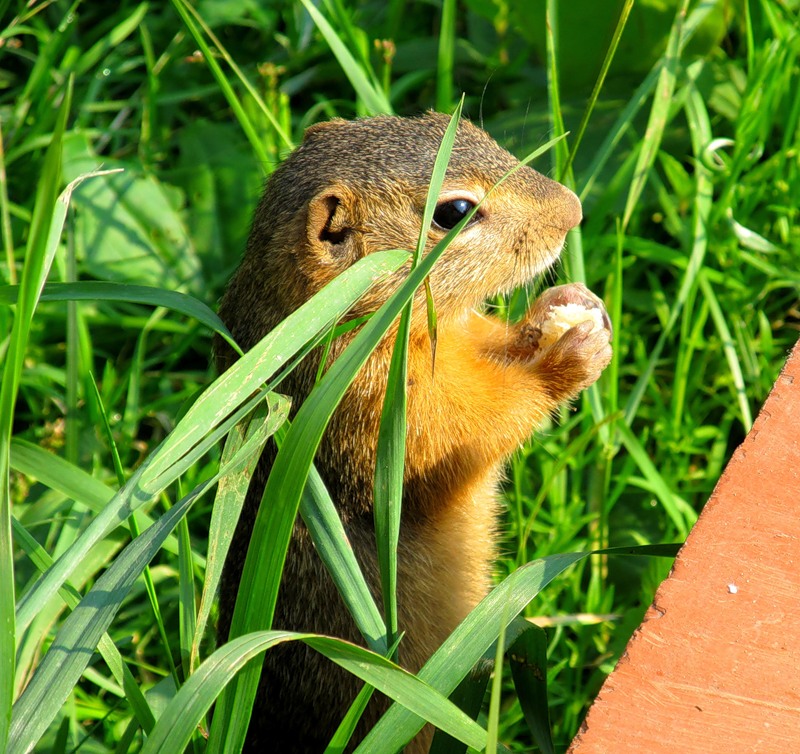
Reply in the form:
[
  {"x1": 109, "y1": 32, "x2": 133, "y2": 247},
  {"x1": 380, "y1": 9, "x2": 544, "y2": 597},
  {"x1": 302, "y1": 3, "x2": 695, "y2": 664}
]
[{"x1": 569, "y1": 339, "x2": 800, "y2": 753}]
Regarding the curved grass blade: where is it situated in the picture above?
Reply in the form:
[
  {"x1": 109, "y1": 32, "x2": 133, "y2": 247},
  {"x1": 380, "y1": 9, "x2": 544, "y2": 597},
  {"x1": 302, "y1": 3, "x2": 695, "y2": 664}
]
[
  {"x1": 143, "y1": 632, "x2": 486, "y2": 754},
  {"x1": 354, "y1": 552, "x2": 587, "y2": 752},
  {"x1": 10, "y1": 517, "x2": 156, "y2": 735},
  {"x1": 0, "y1": 281, "x2": 239, "y2": 354},
  {"x1": 9, "y1": 439, "x2": 186, "y2": 559}
]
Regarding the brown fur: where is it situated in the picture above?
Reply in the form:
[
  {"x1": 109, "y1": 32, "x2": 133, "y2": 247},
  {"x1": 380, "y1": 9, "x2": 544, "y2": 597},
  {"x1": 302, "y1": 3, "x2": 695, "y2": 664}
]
[{"x1": 215, "y1": 113, "x2": 611, "y2": 752}]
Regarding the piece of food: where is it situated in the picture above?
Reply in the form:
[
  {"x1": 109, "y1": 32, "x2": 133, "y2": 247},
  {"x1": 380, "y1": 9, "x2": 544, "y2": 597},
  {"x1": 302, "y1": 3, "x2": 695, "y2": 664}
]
[{"x1": 537, "y1": 302, "x2": 605, "y2": 349}]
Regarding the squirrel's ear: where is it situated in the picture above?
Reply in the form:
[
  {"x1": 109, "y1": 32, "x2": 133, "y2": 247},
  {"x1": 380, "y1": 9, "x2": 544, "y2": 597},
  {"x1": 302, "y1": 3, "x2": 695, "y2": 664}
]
[{"x1": 306, "y1": 187, "x2": 361, "y2": 263}]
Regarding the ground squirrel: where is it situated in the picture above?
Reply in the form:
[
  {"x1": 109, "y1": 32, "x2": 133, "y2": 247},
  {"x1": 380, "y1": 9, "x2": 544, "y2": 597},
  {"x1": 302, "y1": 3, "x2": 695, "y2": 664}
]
[{"x1": 216, "y1": 112, "x2": 612, "y2": 752}]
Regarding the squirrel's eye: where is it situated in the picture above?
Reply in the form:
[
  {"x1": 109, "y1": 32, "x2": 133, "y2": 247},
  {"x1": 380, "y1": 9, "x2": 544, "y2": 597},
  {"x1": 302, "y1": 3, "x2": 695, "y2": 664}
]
[{"x1": 432, "y1": 198, "x2": 477, "y2": 230}]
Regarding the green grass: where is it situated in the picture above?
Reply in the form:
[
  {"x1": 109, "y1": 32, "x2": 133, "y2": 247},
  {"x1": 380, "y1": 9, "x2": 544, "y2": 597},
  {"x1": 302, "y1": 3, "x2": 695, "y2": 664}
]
[{"x1": 2, "y1": 0, "x2": 800, "y2": 752}]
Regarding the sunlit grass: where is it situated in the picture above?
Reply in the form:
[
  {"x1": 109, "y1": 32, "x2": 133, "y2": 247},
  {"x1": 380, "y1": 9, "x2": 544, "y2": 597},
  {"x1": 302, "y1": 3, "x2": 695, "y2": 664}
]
[{"x1": 2, "y1": 0, "x2": 799, "y2": 751}]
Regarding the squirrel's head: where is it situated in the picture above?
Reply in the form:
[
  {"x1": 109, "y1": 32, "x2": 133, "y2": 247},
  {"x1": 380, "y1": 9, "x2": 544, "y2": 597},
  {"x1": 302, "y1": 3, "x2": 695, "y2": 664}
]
[{"x1": 217, "y1": 112, "x2": 581, "y2": 366}]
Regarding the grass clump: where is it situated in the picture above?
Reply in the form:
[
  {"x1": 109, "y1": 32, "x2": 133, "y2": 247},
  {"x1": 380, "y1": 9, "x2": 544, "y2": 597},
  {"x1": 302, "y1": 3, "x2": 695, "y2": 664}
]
[{"x1": 2, "y1": 0, "x2": 799, "y2": 751}]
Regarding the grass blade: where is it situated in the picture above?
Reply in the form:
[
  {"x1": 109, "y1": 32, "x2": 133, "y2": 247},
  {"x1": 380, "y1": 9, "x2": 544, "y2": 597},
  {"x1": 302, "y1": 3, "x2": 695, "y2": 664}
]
[
  {"x1": 374, "y1": 101, "x2": 463, "y2": 657},
  {"x1": 355, "y1": 552, "x2": 587, "y2": 752},
  {"x1": 171, "y1": 0, "x2": 293, "y2": 152},
  {"x1": 11, "y1": 517, "x2": 157, "y2": 734},
  {"x1": 622, "y1": 80, "x2": 714, "y2": 426},
  {"x1": 300, "y1": 461, "x2": 387, "y2": 652},
  {"x1": 578, "y1": 0, "x2": 721, "y2": 202},
  {"x1": 698, "y1": 272, "x2": 753, "y2": 431},
  {"x1": 436, "y1": 0, "x2": 456, "y2": 113},
  {"x1": 0, "y1": 78, "x2": 73, "y2": 751},
  {"x1": 170, "y1": 0, "x2": 275, "y2": 167},
  {"x1": 621, "y1": 0, "x2": 690, "y2": 230},
  {"x1": 560, "y1": 0, "x2": 634, "y2": 181},
  {"x1": 509, "y1": 620, "x2": 554, "y2": 754},
  {"x1": 615, "y1": 423, "x2": 696, "y2": 537}
]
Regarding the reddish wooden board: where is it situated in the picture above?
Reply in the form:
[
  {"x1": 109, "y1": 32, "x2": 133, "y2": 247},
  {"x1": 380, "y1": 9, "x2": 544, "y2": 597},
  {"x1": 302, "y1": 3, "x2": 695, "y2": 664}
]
[{"x1": 568, "y1": 339, "x2": 800, "y2": 753}]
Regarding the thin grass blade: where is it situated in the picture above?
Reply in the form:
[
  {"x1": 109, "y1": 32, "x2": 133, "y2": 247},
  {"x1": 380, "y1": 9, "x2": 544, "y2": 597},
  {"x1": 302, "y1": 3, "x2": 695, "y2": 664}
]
[
  {"x1": 324, "y1": 682, "x2": 376, "y2": 754},
  {"x1": 561, "y1": 0, "x2": 634, "y2": 181},
  {"x1": 374, "y1": 102, "x2": 463, "y2": 657},
  {"x1": 191, "y1": 396, "x2": 288, "y2": 672},
  {"x1": 622, "y1": 83, "x2": 713, "y2": 425},
  {"x1": 698, "y1": 273, "x2": 753, "y2": 430},
  {"x1": 621, "y1": 0, "x2": 689, "y2": 230},
  {"x1": 436, "y1": 0, "x2": 456, "y2": 112},
  {"x1": 172, "y1": 0, "x2": 293, "y2": 151},
  {"x1": 299, "y1": 0, "x2": 393, "y2": 116},
  {"x1": 578, "y1": 0, "x2": 720, "y2": 202}
]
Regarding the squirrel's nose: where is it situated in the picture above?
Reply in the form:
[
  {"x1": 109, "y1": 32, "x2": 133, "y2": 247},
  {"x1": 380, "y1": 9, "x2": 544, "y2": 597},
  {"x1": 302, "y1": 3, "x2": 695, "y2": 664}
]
[
  {"x1": 559, "y1": 186, "x2": 583, "y2": 231},
  {"x1": 545, "y1": 182, "x2": 582, "y2": 233}
]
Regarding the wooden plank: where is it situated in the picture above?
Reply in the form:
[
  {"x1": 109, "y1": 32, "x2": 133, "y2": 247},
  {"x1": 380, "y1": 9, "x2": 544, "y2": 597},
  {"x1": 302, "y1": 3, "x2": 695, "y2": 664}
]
[{"x1": 568, "y1": 339, "x2": 800, "y2": 753}]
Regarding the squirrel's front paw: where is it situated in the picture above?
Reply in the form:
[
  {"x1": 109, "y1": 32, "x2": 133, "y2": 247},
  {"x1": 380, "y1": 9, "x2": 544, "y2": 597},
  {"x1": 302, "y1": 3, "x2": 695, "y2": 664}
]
[{"x1": 524, "y1": 283, "x2": 612, "y2": 397}]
